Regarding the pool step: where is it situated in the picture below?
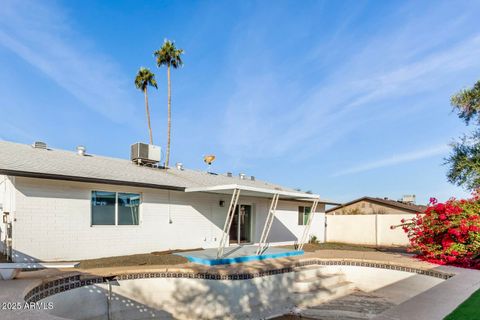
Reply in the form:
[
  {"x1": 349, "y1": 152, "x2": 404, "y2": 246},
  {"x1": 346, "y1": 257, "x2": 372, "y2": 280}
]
[
  {"x1": 293, "y1": 273, "x2": 346, "y2": 293},
  {"x1": 294, "y1": 265, "x2": 339, "y2": 281},
  {"x1": 292, "y1": 265, "x2": 355, "y2": 307}
]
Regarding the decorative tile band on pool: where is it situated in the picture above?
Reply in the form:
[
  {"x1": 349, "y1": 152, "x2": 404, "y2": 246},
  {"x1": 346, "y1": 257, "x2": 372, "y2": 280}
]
[{"x1": 178, "y1": 250, "x2": 305, "y2": 266}]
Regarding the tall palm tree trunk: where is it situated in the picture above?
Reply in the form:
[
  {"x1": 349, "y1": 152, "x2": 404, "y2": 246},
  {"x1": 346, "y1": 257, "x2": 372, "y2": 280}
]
[
  {"x1": 144, "y1": 87, "x2": 153, "y2": 145},
  {"x1": 166, "y1": 65, "x2": 172, "y2": 167}
]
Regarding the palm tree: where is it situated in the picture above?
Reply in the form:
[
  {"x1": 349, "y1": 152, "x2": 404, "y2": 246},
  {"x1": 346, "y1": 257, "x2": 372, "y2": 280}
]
[
  {"x1": 135, "y1": 67, "x2": 158, "y2": 145},
  {"x1": 154, "y1": 39, "x2": 184, "y2": 167}
]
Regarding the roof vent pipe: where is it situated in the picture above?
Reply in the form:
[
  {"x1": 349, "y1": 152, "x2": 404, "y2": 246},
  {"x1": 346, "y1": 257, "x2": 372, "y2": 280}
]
[
  {"x1": 175, "y1": 162, "x2": 184, "y2": 170},
  {"x1": 32, "y1": 141, "x2": 47, "y2": 149},
  {"x1": 76, "y1": 145, "x2": 86, "y2": 156}
]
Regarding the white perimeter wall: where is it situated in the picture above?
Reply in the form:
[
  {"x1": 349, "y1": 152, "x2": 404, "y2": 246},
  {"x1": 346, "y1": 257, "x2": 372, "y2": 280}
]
[
  {"x1": 326, "y1": 214, "x2": 414, "y2": 246},
  {"x1": 10, "y1": 177, "x2": 325, "y2": 261}
]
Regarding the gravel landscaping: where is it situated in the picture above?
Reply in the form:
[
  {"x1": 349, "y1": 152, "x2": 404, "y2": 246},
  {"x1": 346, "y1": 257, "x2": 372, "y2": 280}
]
[
  {"x1": 281, "y1": 242, "x2": 409, "y2": 254},
  {"x1": 77, "y1": 251, "x2": 189, "y2": 269}
]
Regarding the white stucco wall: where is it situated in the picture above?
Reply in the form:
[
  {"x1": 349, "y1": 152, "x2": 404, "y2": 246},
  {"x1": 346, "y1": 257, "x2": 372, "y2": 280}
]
[
  {"x1": 10, "y1": 177, "x2": 325, "y2": 261},
  {"x1": 377, "y1": 214, "x2": 415, "y2": 246},
  {"x1": 325, "y1": 214, "x2": 414, "y2": 246},
  {"x1": 0, "y1": 175, "x2": 15, "y2": 252}
]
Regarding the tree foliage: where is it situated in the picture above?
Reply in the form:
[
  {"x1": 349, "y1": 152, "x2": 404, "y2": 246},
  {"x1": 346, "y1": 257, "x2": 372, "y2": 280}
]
[
  {"x1": 446, "y1": 131, "x2": 480, "y2": 191},
  {"x1": 451, "y1": 80, "x2": 480, "y2": 125},
  {"x1": 447, "y1": 80, "x2": 480, "y2": 190}
]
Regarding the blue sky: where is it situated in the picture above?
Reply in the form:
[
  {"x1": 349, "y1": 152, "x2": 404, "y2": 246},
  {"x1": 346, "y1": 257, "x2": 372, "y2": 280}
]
[{"x1": 1, "y1": 0, "x2": 479, "y2": 204}]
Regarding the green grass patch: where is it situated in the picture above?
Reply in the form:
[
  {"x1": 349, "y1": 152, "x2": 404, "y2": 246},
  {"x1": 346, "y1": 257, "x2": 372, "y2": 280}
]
[{"x1": 444, "y1": 289, "x2": 480, "y2": 320}]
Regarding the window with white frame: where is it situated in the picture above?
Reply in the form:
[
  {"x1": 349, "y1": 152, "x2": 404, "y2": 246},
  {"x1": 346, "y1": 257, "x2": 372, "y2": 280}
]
[
  {"x1": 298, "y1": 206, "x2": 312, "y2": 225},
  {"x1": 91, "y1": 191, "x2": 140, "y2": 225}
]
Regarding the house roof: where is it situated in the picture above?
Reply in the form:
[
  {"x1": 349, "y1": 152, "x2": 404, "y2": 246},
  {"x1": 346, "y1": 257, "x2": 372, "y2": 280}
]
[
  {"x1": 326, "y1": 196, "x2": 427, "y2": 214},
  {"x1": 0, "y1": 141, "x2": 334, "y2": 202}
]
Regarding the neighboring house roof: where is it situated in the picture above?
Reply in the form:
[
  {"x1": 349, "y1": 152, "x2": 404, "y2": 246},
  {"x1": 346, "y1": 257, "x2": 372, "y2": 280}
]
[
  {"x1": 326, "y1": 196, "x2": 427, "y2": 214},
  {"x1": 0, "y1": 141, "x2": 334, "y2": 202}
]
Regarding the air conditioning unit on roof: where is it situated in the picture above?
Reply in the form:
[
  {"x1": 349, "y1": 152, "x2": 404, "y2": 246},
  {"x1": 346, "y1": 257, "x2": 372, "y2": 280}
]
[{"x1": 131, "y1": 143, "x2": 161, "y2": 165}]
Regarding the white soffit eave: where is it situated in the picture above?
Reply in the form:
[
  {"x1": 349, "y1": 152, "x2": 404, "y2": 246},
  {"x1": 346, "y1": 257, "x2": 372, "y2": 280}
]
[{"x1": 184, "y1": 184, "x2": 321, "y2": 200}]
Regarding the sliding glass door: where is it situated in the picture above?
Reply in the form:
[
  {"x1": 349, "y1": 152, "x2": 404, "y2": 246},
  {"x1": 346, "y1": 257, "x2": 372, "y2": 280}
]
[{"x1": 229, "y1": 205, "x2": 252, "y2": 244}]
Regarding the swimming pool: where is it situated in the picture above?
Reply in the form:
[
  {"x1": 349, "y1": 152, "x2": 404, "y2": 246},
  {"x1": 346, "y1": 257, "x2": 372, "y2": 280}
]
[{"x1": 30, "y1": 260, "x2": 450, "y2": 320}]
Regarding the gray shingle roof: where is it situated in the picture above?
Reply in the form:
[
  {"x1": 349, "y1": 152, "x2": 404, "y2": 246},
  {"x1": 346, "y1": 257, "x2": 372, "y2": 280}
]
[
  {"x1": 326, "y1": 196, "x2": 427, "y2": 214},
  {"x1": 0, "y1": 140, "x2": 307, "y2": 195}
]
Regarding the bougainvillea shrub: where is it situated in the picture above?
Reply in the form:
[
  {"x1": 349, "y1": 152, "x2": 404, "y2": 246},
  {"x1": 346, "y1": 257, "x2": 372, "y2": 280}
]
[{"x1": 400, "y1": 194, "x2": 480, "y2": 269}]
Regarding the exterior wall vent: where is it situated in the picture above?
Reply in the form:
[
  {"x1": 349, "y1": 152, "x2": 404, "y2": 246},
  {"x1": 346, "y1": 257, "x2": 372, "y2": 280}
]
[
  {"x1": 32, "y1": 141, "x2": 47, "y2": 149},
  {"x1": 76, "y1": 145, "x2": 86, "y2": 156},
  {"x1": 131, "y1": 143, "x2": 161, "y2": 165}
]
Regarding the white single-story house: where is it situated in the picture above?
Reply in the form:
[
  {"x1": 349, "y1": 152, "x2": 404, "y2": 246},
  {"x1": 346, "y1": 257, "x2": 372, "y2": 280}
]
[{"x1": 0, "y1": 140, "x2": 335, "y2": 262}]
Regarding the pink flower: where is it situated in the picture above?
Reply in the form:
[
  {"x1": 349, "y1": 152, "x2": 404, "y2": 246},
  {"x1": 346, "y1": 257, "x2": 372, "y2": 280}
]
[
  {"x1": 442, "y1": 236, "x2": 454, "y2": 249},
  {"x1": 448, "y1": 228, "x2": 461, "y2": 237},
  {"x1": 446, "y1": 256, "x2": 457, "y2": 262}
]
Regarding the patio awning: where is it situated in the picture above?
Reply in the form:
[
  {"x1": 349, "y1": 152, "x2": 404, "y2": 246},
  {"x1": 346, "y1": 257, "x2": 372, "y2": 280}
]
[
  {"x1": 186, "y1": 184, "x2": 338, "y2": 259},
  {"x1": 185, "y1": 183, "x2": 337, "y2": 203}
]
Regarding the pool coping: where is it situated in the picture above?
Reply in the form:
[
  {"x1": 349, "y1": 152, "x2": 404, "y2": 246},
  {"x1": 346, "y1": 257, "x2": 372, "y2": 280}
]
[{"x1": 372, "y1": 265, "x2": 480, "y2": 320}]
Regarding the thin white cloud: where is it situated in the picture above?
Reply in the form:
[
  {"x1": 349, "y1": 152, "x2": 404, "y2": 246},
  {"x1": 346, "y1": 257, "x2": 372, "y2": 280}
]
[
  {"x1": 333, "y1": 145, "x2": 450, "y2": 177},
  {"x1": 217, "y1": 4, "x2": 480, "y2": 165},
  {"x1": 220, "y1": 33, "x2": 480, "y2": 161},
  {"x1": 0, "y1": 0, "x2": 138, "y2": 124}
]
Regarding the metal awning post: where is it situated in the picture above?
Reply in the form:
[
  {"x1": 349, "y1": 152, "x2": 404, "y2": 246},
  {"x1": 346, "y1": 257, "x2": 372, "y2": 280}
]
[
  {"x1": 298, "y1": 199, "x2": 319, "y2": 251},
  {"x1": 256, "y1": 193, "x2": 279, "y2": 255},
  {"x1": 216, "y1": 188, "x2": 241, "y2": 258}
]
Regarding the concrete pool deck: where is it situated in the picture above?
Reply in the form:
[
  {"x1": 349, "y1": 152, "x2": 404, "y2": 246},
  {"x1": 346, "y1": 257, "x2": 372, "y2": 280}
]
[{"x1": 0, "y1": 250, "x2": 479, "y2": 320}]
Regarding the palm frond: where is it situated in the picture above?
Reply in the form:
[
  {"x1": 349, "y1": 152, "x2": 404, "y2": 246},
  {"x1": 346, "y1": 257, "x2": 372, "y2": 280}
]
[
  {"x1": 154, "y1": 39, "x2": 184, "y2": 68},
  {"x1": 134, "y1": 67, "x2": 158, "y2": 91}
]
